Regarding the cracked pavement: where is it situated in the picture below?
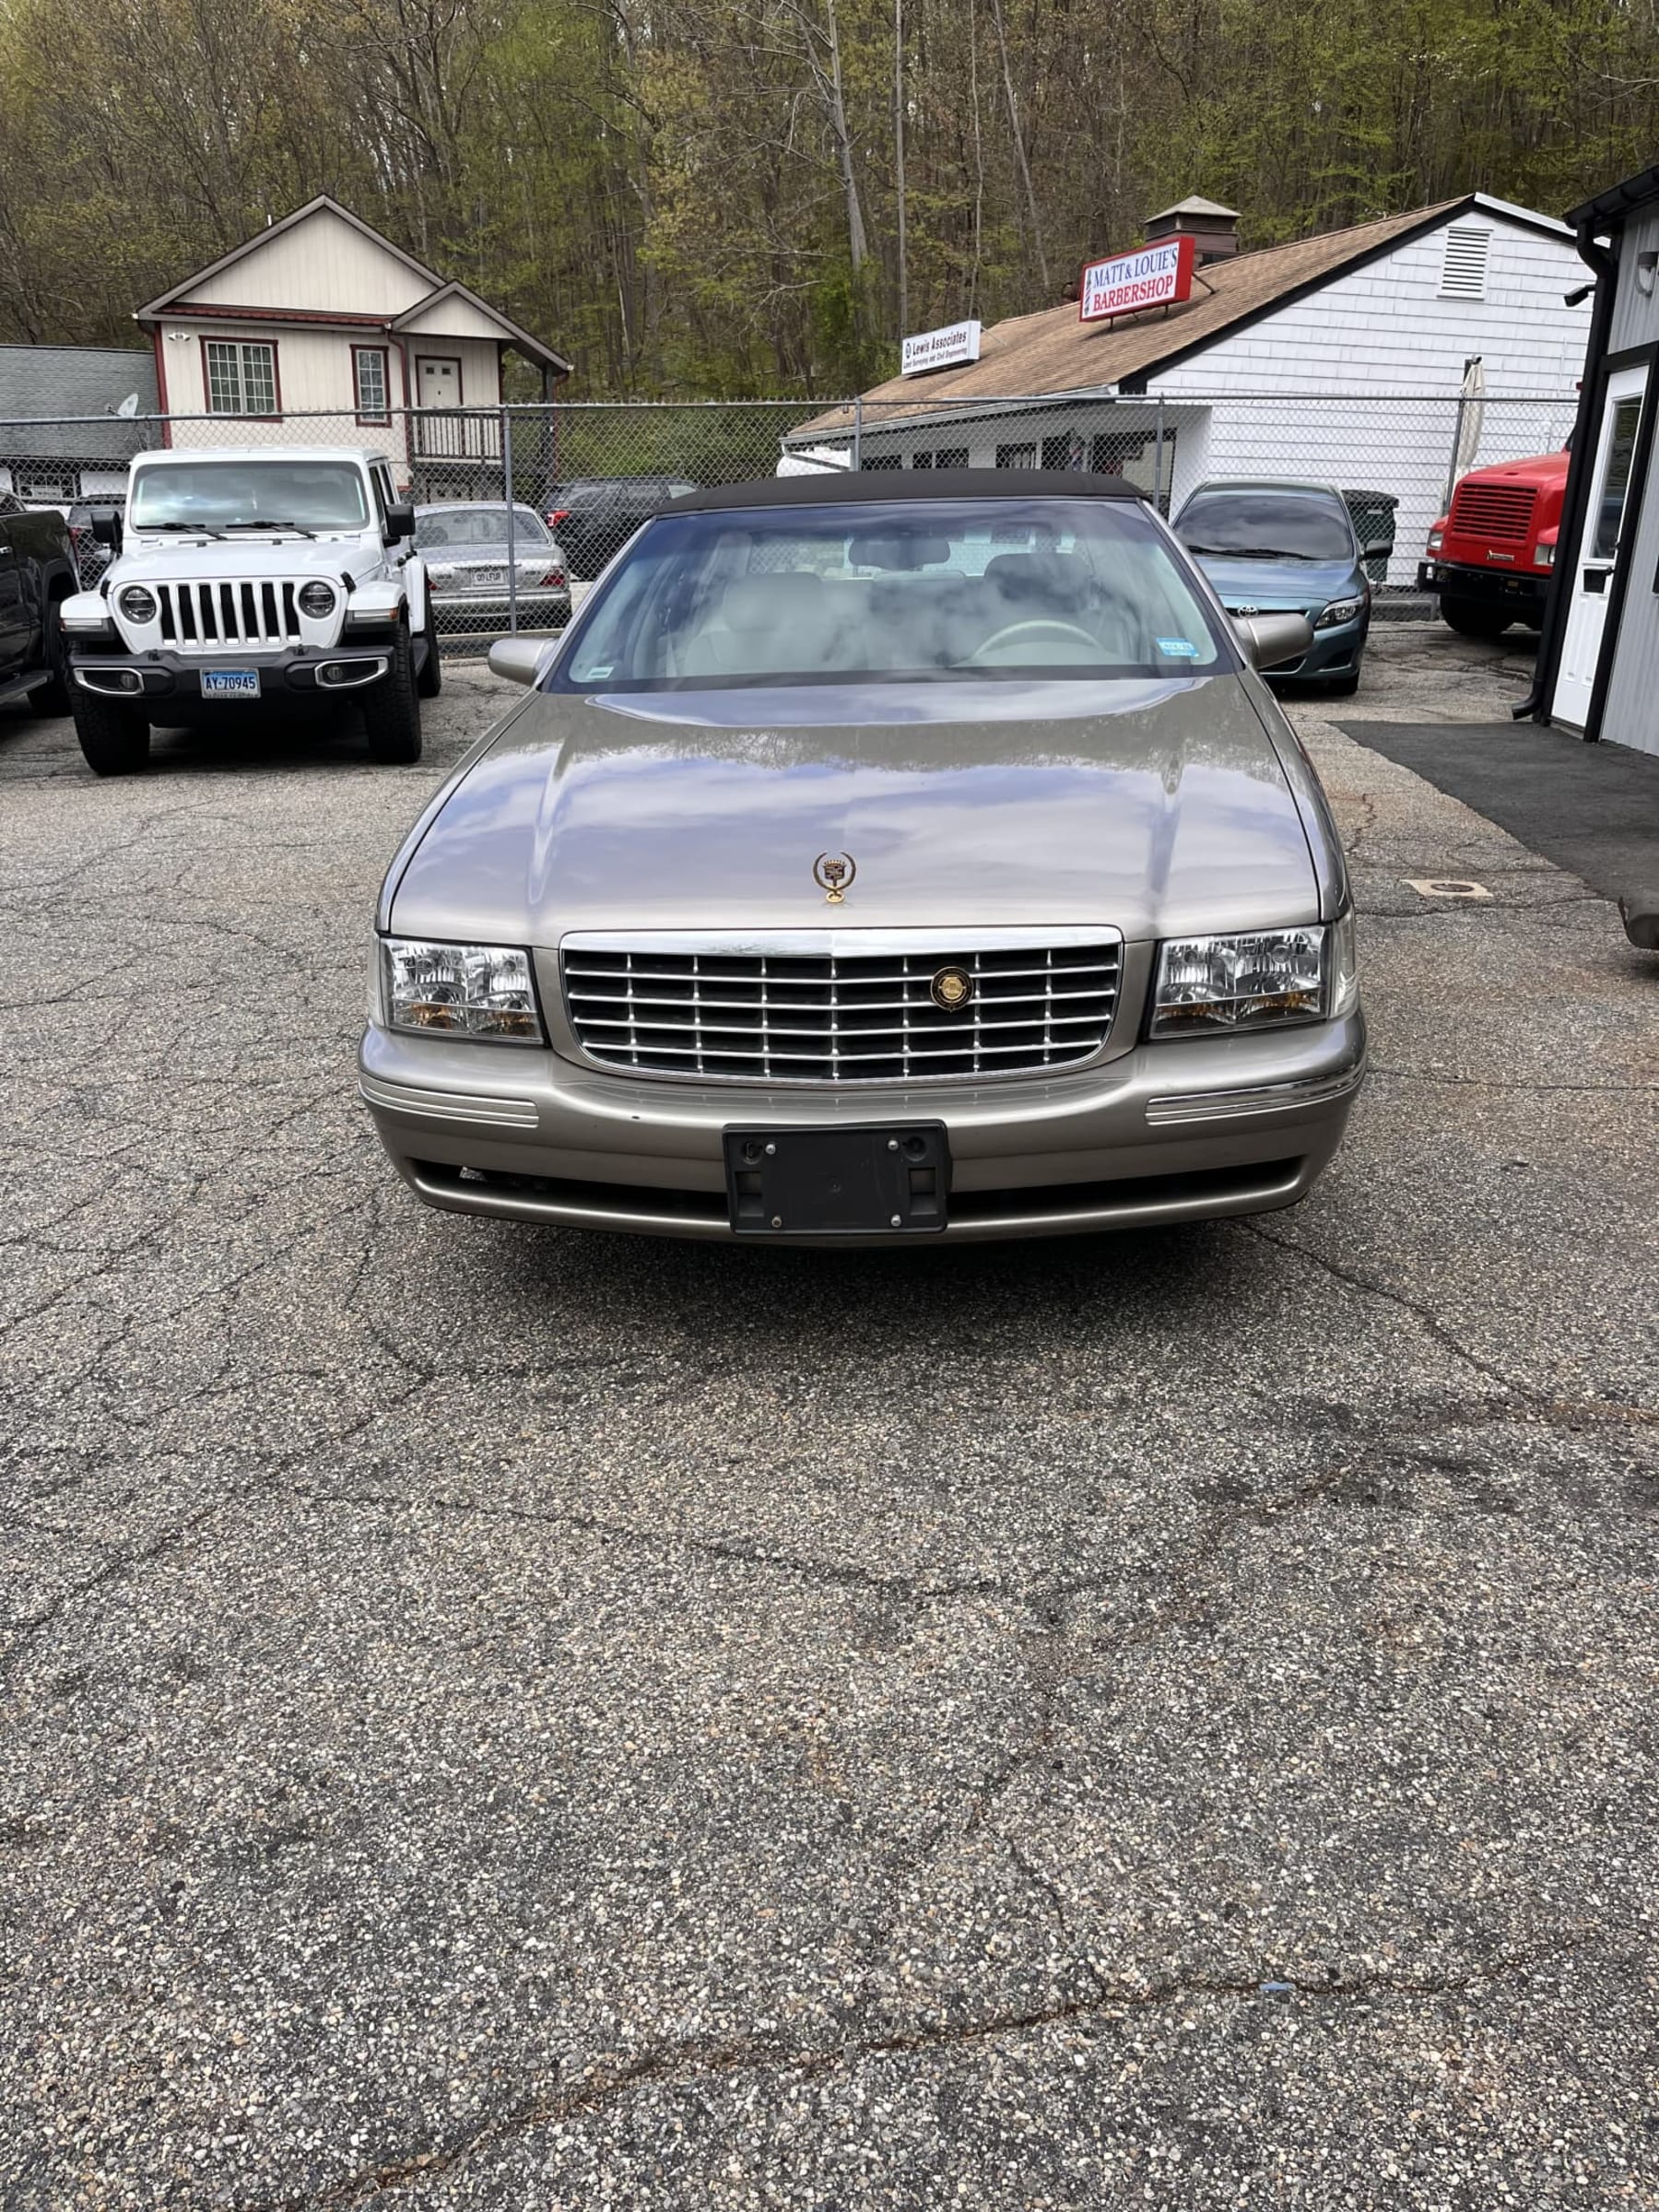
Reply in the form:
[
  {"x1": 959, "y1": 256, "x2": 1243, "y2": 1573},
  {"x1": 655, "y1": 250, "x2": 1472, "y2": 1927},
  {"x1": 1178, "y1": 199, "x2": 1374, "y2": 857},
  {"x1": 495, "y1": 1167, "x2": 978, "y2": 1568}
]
[{"x1": 1, "y1": 630, "x2": 1656, "y2": 2208}]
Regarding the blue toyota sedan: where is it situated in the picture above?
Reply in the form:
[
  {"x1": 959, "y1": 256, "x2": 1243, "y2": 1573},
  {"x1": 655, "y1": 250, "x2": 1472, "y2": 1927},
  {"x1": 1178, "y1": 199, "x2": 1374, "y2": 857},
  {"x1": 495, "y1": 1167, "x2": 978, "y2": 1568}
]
[{"x1": 1174, "y1": 479, "x2": 1374, "y2": 696}]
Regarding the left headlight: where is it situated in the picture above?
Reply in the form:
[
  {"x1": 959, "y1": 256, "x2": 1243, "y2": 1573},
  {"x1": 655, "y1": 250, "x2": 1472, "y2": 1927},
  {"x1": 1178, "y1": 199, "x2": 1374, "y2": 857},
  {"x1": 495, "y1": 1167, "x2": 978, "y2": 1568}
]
[
  {"x1": 1150, "y1": 916, "x2": 1356, "y2": 1036},
  {"x1": 379, "y1": 937, "x2": 543, "y2": 1043},
  {"x1": 298, "y1": 581, "x2": 335, "y2": 618},
  {"x1": 1314, "y1": 595, "x2": 1366, "y2": 630}
]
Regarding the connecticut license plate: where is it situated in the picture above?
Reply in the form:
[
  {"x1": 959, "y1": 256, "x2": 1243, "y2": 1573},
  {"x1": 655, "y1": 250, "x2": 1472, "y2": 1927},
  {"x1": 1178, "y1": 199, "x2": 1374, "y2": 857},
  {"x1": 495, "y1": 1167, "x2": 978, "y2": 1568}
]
[{"x1": 201, "y1": 668, "x2": 260, "y2": 699}]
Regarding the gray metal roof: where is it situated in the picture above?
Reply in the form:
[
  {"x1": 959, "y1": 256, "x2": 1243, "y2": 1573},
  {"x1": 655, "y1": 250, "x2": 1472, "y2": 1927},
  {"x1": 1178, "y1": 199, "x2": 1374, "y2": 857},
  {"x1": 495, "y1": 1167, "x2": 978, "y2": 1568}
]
[
  {"x1": 0, "y1": 346, "x2": 160, "y2": 459},
  {"x1": 1146, "y1": 195, "x2": 1241, "y2": 223}
]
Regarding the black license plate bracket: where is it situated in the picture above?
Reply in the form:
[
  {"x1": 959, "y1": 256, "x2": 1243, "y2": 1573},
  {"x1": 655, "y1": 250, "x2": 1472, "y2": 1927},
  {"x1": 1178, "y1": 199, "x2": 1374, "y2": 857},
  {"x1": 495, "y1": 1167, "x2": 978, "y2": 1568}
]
[{"x1": 724, "y1": 1122, "x2": 949, "y2": 1236}]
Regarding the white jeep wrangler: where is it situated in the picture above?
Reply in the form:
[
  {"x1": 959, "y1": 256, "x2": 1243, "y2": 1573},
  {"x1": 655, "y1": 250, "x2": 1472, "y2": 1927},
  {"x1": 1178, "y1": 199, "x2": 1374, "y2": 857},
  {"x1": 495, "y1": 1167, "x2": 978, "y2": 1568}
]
[{"x1": 60, "y1": 445, "x2": 439, "y2": 774}]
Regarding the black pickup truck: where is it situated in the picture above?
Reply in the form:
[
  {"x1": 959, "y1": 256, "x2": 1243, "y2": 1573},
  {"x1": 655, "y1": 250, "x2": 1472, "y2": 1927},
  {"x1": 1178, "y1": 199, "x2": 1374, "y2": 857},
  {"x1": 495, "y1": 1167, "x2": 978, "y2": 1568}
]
[{"x1": 0, "y1": 492, "x2": 77, "y2": 714}]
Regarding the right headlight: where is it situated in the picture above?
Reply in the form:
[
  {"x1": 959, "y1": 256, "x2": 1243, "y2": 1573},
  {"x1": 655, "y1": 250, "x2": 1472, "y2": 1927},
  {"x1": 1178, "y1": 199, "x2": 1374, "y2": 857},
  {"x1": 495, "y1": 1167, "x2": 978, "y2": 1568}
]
[
  {"x1": 1150, "y1": 912, "x2": 1356, "y2": 1036},
  {"x1": 1314, "y1": 595, "x2": 1366, "y2": 630},
  {"x1": 118, "y1": 585, "x2": 158, "y2": 624},
  {"x1": 379, "y1": 937, "x2": 544, "y2": 1042}
]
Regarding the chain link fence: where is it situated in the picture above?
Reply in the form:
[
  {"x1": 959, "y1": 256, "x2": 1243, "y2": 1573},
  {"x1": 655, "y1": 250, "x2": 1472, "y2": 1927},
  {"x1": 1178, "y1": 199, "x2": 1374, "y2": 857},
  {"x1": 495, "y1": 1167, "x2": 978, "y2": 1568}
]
[{"x1": 1, "y1": 390, "x2": 1577, "y2": 653}]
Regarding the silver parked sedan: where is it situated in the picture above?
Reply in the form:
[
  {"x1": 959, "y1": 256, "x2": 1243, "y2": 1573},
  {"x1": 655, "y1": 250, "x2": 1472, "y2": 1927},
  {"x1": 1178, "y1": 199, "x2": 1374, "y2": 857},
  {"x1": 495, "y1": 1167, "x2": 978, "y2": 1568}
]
[
  {"x1": 414, "y1": 501, "x2": 571, "y2": 633},
  {"x1": 361, "y1": 470, "x2": 1364, "y2": 1243}
]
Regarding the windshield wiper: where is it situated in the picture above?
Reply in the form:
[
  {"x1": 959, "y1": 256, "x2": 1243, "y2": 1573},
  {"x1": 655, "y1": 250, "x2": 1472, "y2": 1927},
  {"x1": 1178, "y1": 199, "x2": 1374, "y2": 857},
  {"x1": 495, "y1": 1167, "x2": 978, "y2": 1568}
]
[
  {"x1": 143, "y1": 521, "x2": 226, "y2": 538},
  {"x1": 1184, "y1": 543, "x2": 1300, "y2": 559},
  {"x1": 219, "y1": 519, "x2": 317, "y2": 537}
]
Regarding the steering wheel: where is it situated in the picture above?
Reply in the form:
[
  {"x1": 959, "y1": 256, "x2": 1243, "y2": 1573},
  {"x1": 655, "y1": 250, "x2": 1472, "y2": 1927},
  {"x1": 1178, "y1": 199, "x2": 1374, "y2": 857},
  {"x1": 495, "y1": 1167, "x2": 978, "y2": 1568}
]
[{"x1": 970, "y1": 617, "x2": 1100, "y2": 660}]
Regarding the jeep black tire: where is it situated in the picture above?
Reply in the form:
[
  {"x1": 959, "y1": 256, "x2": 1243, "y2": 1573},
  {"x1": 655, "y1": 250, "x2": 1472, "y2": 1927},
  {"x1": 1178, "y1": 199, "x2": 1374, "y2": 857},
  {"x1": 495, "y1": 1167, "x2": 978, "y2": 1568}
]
[
  {"x1": 363, "y1": 627, "x2": 423, "y2": 764},
  {"x1": 415, "y1": 630, "x2": 442, "y2": 699},
  {"x1": 1441, "y1": 595, "x2": 1513, "y2": 640},
  {"x1": 71, "y1": 688, "x2": 150, "y2": 775},
  {"x1": 32, "y1": 597, "x2": 71, "y2": 716}
]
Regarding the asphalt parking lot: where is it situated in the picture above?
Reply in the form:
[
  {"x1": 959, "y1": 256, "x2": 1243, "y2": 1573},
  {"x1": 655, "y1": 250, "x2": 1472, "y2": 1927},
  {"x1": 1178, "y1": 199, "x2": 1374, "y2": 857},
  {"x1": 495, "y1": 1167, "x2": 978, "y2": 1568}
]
[{"x1": 3, "y1": 625, "x2": 1656, "y2": 2208}]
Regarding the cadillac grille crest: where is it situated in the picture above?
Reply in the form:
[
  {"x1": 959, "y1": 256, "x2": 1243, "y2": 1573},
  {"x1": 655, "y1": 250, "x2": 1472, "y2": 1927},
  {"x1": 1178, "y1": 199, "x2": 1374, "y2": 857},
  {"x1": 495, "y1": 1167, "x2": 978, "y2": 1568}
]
[
  {"x1": 931, "y1": 965, "x2": 974, "y2": 1011},
  {"x1": 813, "y1": 852, "x2": 856, "y2": 904}
]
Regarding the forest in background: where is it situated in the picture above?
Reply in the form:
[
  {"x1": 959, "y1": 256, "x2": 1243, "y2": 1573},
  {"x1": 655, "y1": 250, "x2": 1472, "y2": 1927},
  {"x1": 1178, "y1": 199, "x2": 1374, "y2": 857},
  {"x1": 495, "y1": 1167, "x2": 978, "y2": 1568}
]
[{"x1": 0, "y1": 0, "x2": 1653, "y2": 396}]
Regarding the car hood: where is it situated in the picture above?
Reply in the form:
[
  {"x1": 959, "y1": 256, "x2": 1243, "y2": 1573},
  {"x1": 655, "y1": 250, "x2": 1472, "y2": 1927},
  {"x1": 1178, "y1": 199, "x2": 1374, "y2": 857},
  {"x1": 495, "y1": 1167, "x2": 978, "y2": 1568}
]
[
  {"x1": 112, "y1": 536, "x2": 382, "y2": 582},
  {"x1": 388, "y1": 677, "x2": 1324, "y2": 945},
  {"x1": 1191, "y1": 554, "x2": 1359, "y2": 616}
]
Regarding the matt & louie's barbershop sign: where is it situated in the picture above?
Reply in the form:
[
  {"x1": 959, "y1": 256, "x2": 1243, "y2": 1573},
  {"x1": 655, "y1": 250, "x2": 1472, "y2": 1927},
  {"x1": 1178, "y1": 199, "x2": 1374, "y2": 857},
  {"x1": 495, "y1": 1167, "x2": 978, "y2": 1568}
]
[{"x1": 1077, "y1": 234, "x2": 1196, "y2": 324}]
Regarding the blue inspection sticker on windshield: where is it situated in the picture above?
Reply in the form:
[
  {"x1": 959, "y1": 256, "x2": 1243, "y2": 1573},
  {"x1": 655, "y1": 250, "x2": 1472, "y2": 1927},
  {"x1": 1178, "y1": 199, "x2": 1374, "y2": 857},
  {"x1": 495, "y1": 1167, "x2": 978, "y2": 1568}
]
[{"x1": 1157, "y1": 637, "x2": 1201, "y2": 658}]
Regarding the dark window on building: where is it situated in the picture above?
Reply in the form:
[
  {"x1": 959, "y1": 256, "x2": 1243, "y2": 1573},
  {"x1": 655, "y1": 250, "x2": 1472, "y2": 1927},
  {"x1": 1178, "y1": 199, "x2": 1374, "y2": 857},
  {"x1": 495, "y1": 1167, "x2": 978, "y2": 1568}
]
[
  {"x1": 1041, "y1": 432, "x2": 1092, "y2": 472},
  {"x1": 996, "y1": 441, "x2": 1037, "y2": 469}
]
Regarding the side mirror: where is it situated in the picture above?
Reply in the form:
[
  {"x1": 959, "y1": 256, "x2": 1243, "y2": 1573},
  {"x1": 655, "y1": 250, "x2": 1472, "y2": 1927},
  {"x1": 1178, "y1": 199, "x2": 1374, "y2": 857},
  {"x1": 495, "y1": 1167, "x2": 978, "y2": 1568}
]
[
  {"x1": 383, "y1": 501, "x2": 416, "y2": 546},
  {"x1": 1232, "y1": 611, "x2": 1313, "y2": 671},
  {"x1": 91, "y1": 510, "x2": 122, "y2": 549},
  {"x1": 488, "y1": 635, "x2": 552, "y2": 687}
]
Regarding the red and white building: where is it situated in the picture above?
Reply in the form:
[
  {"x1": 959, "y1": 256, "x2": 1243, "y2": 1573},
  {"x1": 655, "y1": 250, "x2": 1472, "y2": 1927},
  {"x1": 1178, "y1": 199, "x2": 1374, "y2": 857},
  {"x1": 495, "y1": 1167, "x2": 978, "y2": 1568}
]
[{"x1": 135, "y1": 195, "x2": 571, "y2": 482}]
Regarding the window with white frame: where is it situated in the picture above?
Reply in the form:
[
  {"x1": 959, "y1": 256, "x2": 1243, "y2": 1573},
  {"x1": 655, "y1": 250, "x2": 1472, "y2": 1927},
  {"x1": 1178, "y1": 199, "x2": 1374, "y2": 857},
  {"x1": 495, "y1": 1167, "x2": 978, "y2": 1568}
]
[
  {"x1": 354, "y1": 347, "x2": 390, "y2": 422},
  {"x1": 204, "y1": 339, "x2": 277, "y2": 417}
]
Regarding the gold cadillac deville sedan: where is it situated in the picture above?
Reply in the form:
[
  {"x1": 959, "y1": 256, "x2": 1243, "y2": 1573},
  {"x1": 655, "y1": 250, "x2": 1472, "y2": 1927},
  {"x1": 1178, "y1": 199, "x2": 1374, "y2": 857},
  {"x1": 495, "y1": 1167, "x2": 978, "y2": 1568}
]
[{"x1": 359, "y1": 471, "x2": 1364, "y2": 1243}]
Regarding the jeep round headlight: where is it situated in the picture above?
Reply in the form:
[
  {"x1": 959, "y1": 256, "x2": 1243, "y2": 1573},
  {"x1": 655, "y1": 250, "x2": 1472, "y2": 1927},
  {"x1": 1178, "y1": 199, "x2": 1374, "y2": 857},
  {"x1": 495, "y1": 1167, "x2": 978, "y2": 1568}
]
[
  {"x1": 298, "y1": 582, "x2": 335, "y2": 618},
  {"x1": 380, "y1": 937, "x2": 543, "y2": 1042},
  {"x1": 118, "y1": 585, "x2": 158, "y2": 624},
  {"x1": 1150, "y1": 924, "x2": 1335, "y2": 1035}
]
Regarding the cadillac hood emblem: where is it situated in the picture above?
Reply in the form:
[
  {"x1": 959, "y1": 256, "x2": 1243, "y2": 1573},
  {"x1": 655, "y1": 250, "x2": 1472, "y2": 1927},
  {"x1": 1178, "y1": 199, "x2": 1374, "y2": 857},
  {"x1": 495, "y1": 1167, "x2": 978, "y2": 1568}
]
[{"x1": 813, "y1": 851, "x2": 856, "y2": 904}]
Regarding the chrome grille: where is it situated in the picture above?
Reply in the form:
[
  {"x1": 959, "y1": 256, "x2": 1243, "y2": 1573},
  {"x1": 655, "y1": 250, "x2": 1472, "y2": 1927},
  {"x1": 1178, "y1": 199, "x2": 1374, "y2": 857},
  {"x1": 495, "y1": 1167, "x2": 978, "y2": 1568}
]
[
  {"x1": 560, "y1": 929, "x2": 1123, "y2": 1084},
  {"x1": 155, "y1": 578, "x2": 303, "y2": 650},
  {"x1": 1449, "y1": 482, "x2": 1536, "y2": 542}
]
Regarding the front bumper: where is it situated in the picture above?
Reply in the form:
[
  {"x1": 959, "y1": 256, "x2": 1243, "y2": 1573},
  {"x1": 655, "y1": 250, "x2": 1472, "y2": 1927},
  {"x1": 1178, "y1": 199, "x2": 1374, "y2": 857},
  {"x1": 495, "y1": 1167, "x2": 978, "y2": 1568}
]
[
  {"x1": 1262, "y1": 616, "x2": 1369, "y2": 686},
  {"x1": 1417, "y1": 559, "x2": 1548, "y2": 612},
  {"x1": 66, "y1": 644, "x2": 393, "y2": 700},
  {"x1": 359, "y1": 1009, "x2": 1368, "y2": 1244}
]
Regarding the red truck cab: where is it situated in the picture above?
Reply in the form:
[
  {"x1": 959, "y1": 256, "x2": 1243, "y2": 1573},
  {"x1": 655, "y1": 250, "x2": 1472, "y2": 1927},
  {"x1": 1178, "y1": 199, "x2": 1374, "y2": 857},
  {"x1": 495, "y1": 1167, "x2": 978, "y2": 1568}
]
[{"x1": 1418, "y1": 449, "x2": 1566, "y2": 637}]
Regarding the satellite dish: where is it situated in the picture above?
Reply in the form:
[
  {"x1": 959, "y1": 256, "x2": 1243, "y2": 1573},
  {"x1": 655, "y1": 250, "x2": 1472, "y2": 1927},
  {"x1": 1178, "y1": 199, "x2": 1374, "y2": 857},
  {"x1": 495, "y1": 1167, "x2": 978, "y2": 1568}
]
[{"x1": 115, "y1": 393, "x2": 140, "y2": 418}]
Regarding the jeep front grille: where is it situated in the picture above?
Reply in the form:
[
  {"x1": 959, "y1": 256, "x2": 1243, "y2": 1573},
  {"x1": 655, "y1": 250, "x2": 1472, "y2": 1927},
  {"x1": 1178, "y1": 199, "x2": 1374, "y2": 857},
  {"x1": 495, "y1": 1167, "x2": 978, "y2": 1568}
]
[
  {"x1": 155, "y1": 579, "x2": 303, "y2": 650},
  {"x1": 560, "y1": 929, "x2": 1123, "y2": 1084}
]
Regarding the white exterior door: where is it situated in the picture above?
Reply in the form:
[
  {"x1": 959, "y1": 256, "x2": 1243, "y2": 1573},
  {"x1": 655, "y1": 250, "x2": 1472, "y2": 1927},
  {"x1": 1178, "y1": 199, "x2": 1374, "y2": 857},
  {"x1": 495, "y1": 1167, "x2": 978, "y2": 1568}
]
[
  {"x1": 418, "y1": 356, "x2": 459, "y2": 410},
  {"x1": 1554, "y1": 365, "x2": 1648, "y2": 728}
]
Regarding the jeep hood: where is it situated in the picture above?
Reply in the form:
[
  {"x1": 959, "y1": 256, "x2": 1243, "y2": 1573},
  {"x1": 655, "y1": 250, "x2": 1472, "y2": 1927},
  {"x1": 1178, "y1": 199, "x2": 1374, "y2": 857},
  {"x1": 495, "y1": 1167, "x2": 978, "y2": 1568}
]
[
  {"x1": 388, "y1": 677, "x2": 1328, "y2": 946},
  {"x1": 112, "y1": 537, "x2": 383, "y2": 583}
]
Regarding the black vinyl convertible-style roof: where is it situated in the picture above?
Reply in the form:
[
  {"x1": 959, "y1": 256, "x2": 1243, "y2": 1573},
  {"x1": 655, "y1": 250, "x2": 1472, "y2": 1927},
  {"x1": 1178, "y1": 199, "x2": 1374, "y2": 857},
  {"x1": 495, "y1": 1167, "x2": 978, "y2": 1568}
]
[{"x1": 661, "y1": 467, "x2": 1143, "y2": 516}]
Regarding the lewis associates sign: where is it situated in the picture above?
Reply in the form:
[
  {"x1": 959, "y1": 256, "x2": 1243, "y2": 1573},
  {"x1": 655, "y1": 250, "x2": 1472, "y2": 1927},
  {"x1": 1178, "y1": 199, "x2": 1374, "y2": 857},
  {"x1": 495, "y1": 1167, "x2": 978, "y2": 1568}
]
[
  {"x1": 900, "y1": 319, "x2": 983, "y2": 376},
  {"x1": 1078, "y1": 235, "x2": 1196, "y2": 324}
]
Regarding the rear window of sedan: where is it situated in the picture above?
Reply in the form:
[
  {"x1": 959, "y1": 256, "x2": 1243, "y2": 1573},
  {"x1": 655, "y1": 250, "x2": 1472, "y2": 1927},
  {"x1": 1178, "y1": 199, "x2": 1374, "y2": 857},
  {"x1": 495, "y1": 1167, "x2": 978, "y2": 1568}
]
[
  {"x1": 416, "y1": 506, "x2": 551, "y2": 548},
  {"x1": 555, "y1": 497, "x2": 1231, "y2": 690}
]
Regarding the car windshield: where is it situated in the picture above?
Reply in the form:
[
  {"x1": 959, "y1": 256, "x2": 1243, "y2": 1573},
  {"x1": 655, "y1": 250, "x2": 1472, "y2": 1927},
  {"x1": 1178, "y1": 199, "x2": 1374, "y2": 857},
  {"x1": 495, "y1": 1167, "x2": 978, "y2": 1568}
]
[
  {"x1": 555, "y1": 497, "x2": 1230, "y2": 690},
  {"x1": 130, "y1": 460, "x2": 371, "y2": 532},
  {"x1": 1177, "y1": 490, "x2": 1354, "y2": 562},
  {"x1": 417, "y1": 506, "x2": 551, "y2": 549}
]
